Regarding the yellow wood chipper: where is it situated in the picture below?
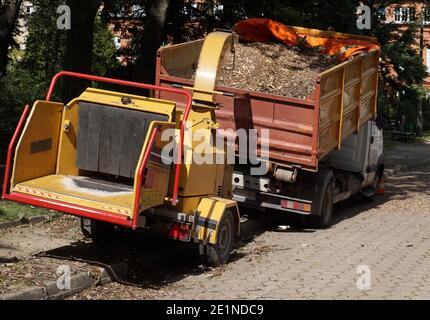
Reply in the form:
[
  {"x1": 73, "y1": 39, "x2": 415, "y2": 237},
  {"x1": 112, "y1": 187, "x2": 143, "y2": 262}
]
[{"x1": 2, "y1": 32, "x2": 240, "y2": 266}]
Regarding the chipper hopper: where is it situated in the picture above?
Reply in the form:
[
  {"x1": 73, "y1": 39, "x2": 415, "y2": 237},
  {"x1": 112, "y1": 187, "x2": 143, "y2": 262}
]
[{"x1": 2, "y1": 33, "x2": 241, "y2": 266}]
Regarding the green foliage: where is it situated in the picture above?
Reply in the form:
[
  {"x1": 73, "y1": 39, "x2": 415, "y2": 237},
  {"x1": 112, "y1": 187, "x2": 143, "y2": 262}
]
[
  {"x1": 219, "y1": 0, "x2": 359, "y2": 32},
  {"x1": 21, "y1": 1, "x2": 119, "y2": 84},
  {"x1": 0, "y1": 200, "x2": 56, "y2": 223},
  {"x1": 423, "y1": 96, "x2": 430, "y2": 131},
  {"x1": 382, "y1": 27, "x2": 427, "y2": 86},
  {"x1": 397, "y1": 86, "x2": 426, "y2": 124},
  {"x1": 0, "y1": 67, "x2": 46, "y2": 159},
  {"x1": 21, "y1": 0, "x2": 66, "y2": 87},
  {"x1": 92, "y1": 16, "x2": 119, "y2": 76},
  {"x1": 0, "y1": 0, "x2": 119, "y2": 158}
]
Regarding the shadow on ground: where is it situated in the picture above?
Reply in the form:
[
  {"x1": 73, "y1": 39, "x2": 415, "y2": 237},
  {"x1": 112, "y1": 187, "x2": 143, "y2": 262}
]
[
  {"x1": 35, "y1": 212, "x2": 267, "y2": 290},
  {"x1": 272, "y1": 165, "x2": 430, "y2": 233},
  {"x1": 22, "y1": 166, "x2": 430, "y2": 291}
]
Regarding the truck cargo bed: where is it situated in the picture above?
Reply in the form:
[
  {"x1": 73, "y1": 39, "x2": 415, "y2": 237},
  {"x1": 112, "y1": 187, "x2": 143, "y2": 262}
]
[{"x1": 156, "y1": 39, "x2": 379, "y2": 171}]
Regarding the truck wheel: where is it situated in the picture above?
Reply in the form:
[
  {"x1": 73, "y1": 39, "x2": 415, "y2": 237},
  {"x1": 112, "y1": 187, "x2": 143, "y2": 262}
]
[
  {"x1": 307, "y1": 181, "x2": 334, "y2": 229},
  {"x1": 80, "y1": 218, "x2": 114, "y2": 242},
  {"x1": 204, "y1": 210, "x2": 235, "y2": 267}
]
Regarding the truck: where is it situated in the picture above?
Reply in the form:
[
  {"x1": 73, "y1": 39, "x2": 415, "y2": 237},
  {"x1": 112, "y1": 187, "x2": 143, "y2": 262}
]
[
  {"x1": 2, "y1": 27, "x2": 383, "y2": 267},
  {"x1": 155, "y1": 28, "x2": 384, "y2": 228}
]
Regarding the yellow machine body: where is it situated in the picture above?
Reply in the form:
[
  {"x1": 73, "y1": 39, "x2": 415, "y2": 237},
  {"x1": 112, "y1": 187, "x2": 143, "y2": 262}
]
[
  {"x1": 8, "y1": 32, "x2": 241, "y2": 246},
  {"x1": 10, "y1": 89, "x2": 176, "y2": 217}
]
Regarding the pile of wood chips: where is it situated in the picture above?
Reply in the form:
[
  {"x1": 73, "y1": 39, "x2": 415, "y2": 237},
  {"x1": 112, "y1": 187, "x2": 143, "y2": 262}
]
[{"x1": 217, "y1": 42, "x2": 339, "y2": 99}]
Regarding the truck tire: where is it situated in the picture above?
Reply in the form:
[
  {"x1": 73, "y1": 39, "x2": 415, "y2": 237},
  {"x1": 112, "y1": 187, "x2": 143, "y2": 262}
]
[
  {"x1": 203, "y1": 210, "x2": 235, "y2": 267},
  {"x1": 306, "y1": 180, "x2": 334, "y2": 229},
  {"x1": 80, "y1": 218, "x2": 115, "y2": 242}
]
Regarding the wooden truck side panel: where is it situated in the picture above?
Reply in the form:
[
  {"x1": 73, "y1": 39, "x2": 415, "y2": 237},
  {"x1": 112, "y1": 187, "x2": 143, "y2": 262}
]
[{"x1": 156, "y1": 42, "x2": 379, "y2": 171}]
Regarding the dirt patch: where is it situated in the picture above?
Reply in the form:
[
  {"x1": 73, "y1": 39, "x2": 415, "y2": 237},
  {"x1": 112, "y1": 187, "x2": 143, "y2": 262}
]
[
  {"x1": 0, "y1": 216, "x2": 82, "y2": 260},
  {"x1": 0, "y1": 256, "x2": 90, "y2": 295},
  {"x1": 217, "y1": 42, "x2": 339, "y2": 99}
]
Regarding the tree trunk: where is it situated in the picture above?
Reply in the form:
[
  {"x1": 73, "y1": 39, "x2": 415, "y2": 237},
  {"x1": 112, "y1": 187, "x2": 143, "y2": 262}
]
[
  {"x1": 0, "y1": 0, "x2": 22, "y2": 77},
  {"x1": 63, "y1": 0, "x2": 101, "y2": 102},
  {"x1": 206, "y1": 0, "x2": 215, "y2": 33},
  {"x1": 132, "y1": 0, "x2": 170, "y2": 92},
  {"x1": 416, "y1": 98, "x2": 424, "y2": 136}
]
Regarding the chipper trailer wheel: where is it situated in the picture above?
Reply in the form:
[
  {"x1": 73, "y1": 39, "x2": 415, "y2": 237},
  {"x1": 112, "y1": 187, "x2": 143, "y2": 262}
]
[
  {"x1": 203, "y1": 209, "x2": 235, "y2": 267},
  {"x1": 81, "y1": 218, "x2": 115, "y2": 242}
]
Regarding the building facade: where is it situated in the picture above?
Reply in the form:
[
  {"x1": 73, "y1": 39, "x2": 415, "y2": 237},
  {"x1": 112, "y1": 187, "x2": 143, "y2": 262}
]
[{"x1": 384, "y1": 1, "x2": 430, "y2": 88}]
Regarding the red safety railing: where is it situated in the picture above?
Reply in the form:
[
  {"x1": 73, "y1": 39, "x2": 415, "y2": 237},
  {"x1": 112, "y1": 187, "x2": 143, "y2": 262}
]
[
  {"x1": 46, "y1": 71, "x2": 192, "y2": 206},
  {"x1": 2, "y1": 71, "x2": 193, "y2": 229},
  {"x1": 2, "y1": 105, "x2": 30, "y2": 199}
]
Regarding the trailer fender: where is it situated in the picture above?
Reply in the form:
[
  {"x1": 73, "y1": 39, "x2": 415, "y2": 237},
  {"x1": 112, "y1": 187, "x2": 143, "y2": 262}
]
[
  {"x1": 312, "y1": 169, "x2": 334, "y2": 216},
  {"x1": 195, "y1": 197, "x2": 240, "y2": 245}
]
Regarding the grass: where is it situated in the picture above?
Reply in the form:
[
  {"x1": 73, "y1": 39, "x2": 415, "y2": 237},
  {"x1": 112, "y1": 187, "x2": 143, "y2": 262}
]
[{"x1": 0, "y1": 200, "x2": 58, "y2": 224}]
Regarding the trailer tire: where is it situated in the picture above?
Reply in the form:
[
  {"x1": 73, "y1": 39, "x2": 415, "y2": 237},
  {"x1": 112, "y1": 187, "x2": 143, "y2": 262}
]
[
  {"x1": 204, "y1": 210, "x2": 235, "y2": 267},
  {"x1": 80, "y1": 218, "x2": 114, "y2": 242},
  {"x1": 306, "y1": 180, "x2": 334, "y2": 229}
]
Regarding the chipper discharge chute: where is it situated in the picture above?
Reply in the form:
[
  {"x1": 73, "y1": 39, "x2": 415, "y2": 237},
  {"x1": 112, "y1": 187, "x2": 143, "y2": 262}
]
[{"x1": 2, "y1": 37, "x2": 241, "y2": 266}]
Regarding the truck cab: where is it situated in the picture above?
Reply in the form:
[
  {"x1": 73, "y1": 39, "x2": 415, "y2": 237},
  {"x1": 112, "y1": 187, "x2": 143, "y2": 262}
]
[{"x1": 325, "y1": 119, "x2": 384, "y2": 198}]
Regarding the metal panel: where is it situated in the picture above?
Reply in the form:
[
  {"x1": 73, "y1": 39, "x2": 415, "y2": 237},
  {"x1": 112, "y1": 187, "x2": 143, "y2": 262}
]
[
  {"x1": 324, "y1": 121, "x2": 369, "y2": 173},
  {"x1": 159, "y1": 39, "x2": 204, "y2": 79},
  {"x1": 11, "y1": 101, "x2": 63, "y2": 186},
  {"x1": 76, "y1": 103, "x2": 168, "y2": 178}
]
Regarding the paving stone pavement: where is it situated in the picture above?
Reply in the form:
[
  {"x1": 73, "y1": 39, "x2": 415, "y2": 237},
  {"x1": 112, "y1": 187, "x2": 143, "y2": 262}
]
[
  {"x1": 158, "y1": 155, "x2": 430, "y2": 300},
  {"x1": 72, "y1": 143, "x2": 430, "y2": 300},
  {"x1": 155, "y1": 167, "x2": 430, "y2": 299}
]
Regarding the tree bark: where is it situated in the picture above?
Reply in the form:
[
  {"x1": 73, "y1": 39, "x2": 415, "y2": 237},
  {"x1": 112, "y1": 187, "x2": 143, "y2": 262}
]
[
  {"x1": 132, "y1": 0, "x2": 170, "y2": 92},
  {"x1": 416, "y1": 98, "x2": 424, "y2": 135},
  {"x1": 63, "y1": 0, "x2": 101, "y2": 102},
  {"x1": 206, "y1": 0, "x2": 215, "y2": 33},
  {"x1": 0, "y1": 0, "x2": 22, "y2": 77}
]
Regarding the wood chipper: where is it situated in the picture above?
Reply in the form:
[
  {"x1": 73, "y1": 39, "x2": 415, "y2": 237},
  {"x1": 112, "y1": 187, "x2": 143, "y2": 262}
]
[{"x1": 2, "y1": 32, "x2": 241, "y2": 266}]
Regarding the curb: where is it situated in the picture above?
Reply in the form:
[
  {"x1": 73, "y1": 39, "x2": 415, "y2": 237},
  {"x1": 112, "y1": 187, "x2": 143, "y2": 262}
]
[
  {"x1": 0, "y1": 271, "x2": 94, "y2": 300},
  {"x1": 384, "y1": 156, "x2": 430, "y2": 179},
  {"x1": 0, "y1": 213, "x2": 59, "y2": 230},
  {"x1": 0, "y1": 215, "x2": 269, "y2": 300},
  {"x1": 384, "y1": 165, "x2": 408, "y2": 179}
]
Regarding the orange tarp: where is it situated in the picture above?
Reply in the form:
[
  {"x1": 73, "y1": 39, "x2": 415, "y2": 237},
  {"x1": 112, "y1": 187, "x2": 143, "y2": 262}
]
[{"x1": 233, "y1": 18, "x2": 380, "y2": 61}]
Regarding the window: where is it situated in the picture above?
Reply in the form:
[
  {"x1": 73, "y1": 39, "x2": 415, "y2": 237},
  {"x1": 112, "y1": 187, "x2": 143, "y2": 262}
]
[
  {"x1": 424, "y1": 7, "x2": 430, "y2": 24},
  {"x1": 426, "y1": 48, "x2": 430, "y2": 73},
  {"x1": 394, "y1": 7, "x2": 415, "y2": 23}
]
